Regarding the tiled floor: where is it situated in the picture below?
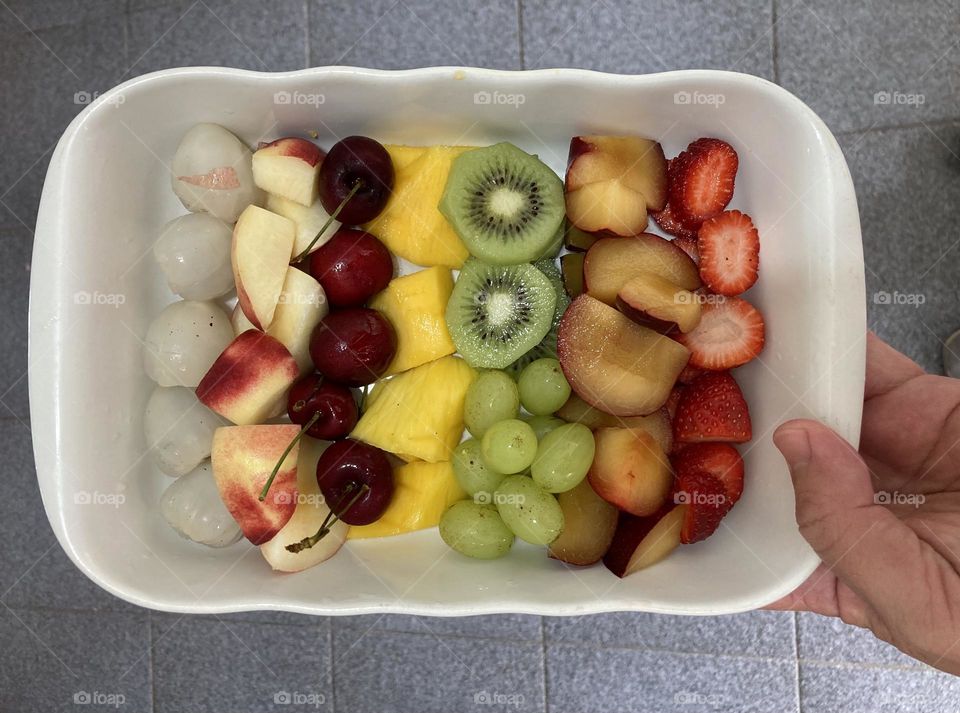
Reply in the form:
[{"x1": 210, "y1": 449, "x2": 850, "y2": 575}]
[{"x1": 1, "y1": 1, "x2": 959, "y2": 711}]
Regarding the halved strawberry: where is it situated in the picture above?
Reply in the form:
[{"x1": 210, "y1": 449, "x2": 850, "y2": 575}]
[
  {"x1": 672, "y1": 442, "x2": 744, "y2": 505},
  {"x1": 651, "y1": 202, "x2": 697, "y2": 240},
  {"x1": 674, "y1": 471, "x2": 728, "y2": 543},
  {"x1": 697, "y1": 210, "x2": 759, "y2": 296},
  {"x1": 668, "y1": 138, "x2": 738, "y2": 226},
  {"x1": 673, "y1": 235, "x2": 700, "y2": 266},
  {"x1": 673, "y1": 371, "x2": 751, "y2": 444},
  {"x1": 674, "y1": 296, "x2": 764, "y2": 370}
]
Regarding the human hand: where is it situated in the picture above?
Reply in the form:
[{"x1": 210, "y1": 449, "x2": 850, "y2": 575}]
[{"x1": 767, "y1": 332, "x2": 960, "y2": 675}]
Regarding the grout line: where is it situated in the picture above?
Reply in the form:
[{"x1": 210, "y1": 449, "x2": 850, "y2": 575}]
[
  {"x1": 147, "y1": 616, "x2": 157, "y2": 713},
  {"x1": 516, "y1": 0, "x2": 526, "y2": 70},
  {"x1": 793, "y1": 612, "x2": 802, "y2": 713},
  {"x1": 304, "y1": 0, "x2": 311, "y2": 69},
  {"x1": 771, "y1": 0, "x2": 780, "y2": 84},
  {"x1": 540, "y1": 617, "x2": 549, "y2": 713},
  {"x1": 328, "y1": 617, "x2": 336, "y2": 713}
]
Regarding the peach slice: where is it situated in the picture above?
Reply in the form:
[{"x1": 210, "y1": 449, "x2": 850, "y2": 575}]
[
  {"x1": 617, "y1": 272, "x2": 701, "y2": 334},
  {"x1": 555, "y1": 394, "x2": 673, "y2": 454},
  {"x1": 565, "y1": 178, "x2": 648, "y2": 236},
  {"x1": 197, "y1": 330, "x2": 299, "y2": 426},
  {"x1": 548, "y1": 478, "x2": 619, "y2": 566},
  {"x1": 252, "y1": 137, "x2": 324, "y2": 207},
  {"x1": 211, "y1": 424, "x2": 301, "y2": 544},
  {"x1": 566, "y1": 135, "x2": 668, "y2": 211},
  {"x1": 232, "y1": 205, "x2": 296, "y2": 330},
  {"x1": 260, "y1": 438, "x2": 348, "y2": 571},
  {"x1": 268, "y1": 267, "x2": 329, "y2": 374},
  {"x1": 557, "y1": 295, "x2": 690, "y2": 416},
  {"x1": 588, "y1": 427, "x2": 673, "y2": 516},
  {"x1": 583, "y1": 234, "x2": 701, "y2": 306},
  {"x1": 266, "y1": 193, "x2": 341, "y2": 257},
  {"x1": 603, "y1": 505, "x2": 686, "y2": 577}
]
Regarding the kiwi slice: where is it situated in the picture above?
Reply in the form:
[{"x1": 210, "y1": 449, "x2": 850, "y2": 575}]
[
  {"x1": 506, "y1": 259, "x2": 570, "y2": 376},
  {"x1": 440, "y1": 142, "x2": 564, "y2": 265},
  {"x1": 446, "y1": 259, "x2": 557, "y2": 369}
]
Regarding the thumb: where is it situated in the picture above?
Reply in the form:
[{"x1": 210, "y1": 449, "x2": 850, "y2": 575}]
[{"x1": 774, "y1": 419, "x2": 925, "y2": 613}]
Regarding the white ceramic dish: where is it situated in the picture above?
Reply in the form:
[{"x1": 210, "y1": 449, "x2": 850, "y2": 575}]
[{"x1": 30, "y1": 67, "x2": 865, "y2": 616}]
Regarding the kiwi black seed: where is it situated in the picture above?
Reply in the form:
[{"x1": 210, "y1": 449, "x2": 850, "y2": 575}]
[
  {"x1": 440, "y1": 142, "x2": 564, "y2": 265},
  {"x1": 445, "y1": 258, "x2": 557, "y2": 369}
]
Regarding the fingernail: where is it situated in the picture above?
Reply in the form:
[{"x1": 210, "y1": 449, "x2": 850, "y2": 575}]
[{"x1": 774, "y1": 427, "x2": 812, "y2": 471}]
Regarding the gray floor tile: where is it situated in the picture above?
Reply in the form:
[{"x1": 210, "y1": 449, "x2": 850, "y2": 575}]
[
  {"x1": 521, "y1": 0, "x2": 773, "y2": 78},
  {"x1": 544, "y1": 610, "x2": 796, "y2": 659},
  {"x1": 800, "y1": 660, "x2": 960, "y2": 713},
  {"x1": 333, "y1": 629, "x2": 546, "y2": 713},
  {"x1": 152, "y1": 615, "x2": 331, "y2": 712},
  {"x1": 546, "y1": 643, "x2": 797, "y2": 713},
  {"x1": 777, "y1": 0, "x2": 960, "y2": 134},
  {"x1": 0, "y1": 607, "x2": 150, "y2": 713},
  {"x1": 797, "y1": 612, "x2": 922, "y2": 669},
  {"x1": 126, "y1": 0, "x2": 308, "y2": 78},
  {"x1": 0, "y1": 16, "x2": 127, "y2": 230},
  {"x1": 0, "y1": 422, "x2": 138, "y2": 612},
  {"x1": 308, "y1": 0, "x2": 521, "y2": 70},
  {"x1": 336, "y1": 612, "x2": 542, "y2": 640},
  {"x1": 0, "y1": 1, "x2": 124, "y2": 35},
  {"x1": 0, "y1": 229, "x2": 32, "y2": 420},
  {"x1": 838, "y1": 123, "x2": 960, "y2": 374}
]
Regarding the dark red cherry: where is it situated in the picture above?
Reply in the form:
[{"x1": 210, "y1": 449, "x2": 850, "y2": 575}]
[
  {"x1": 287, "y1": 374, "x2": 358, "y2": 441},
  {"x1": 316, "y1": 439, "x2": 394, "y2": 525},
  {"x1": 317, "y1": 136, "x2": 394, "y2": 225},
  {"x1": 308, "y1": 229, "x2": 393, "y2": 307},
  {"x1": 309, "y1": 308, "x2": 396, "y2": 387}
]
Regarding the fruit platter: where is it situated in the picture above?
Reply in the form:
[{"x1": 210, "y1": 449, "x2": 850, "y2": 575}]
[{"x1": 31, "y1": 68, "x2": 866, "y2": 615}]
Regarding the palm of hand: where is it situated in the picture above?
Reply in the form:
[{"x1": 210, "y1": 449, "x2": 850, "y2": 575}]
[{"x1": 771, "y1": 333, "x2": 960, "y2": 674}]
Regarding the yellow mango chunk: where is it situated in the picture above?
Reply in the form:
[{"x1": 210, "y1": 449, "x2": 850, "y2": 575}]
[
  {"x1": 369, "y1": 266, "x2": 456, "y2": 375},
  {"x1": 351, "y1": 356, "x2": 476, "y2": 463},
  {"x1": 364, "y1": 145, "x2": 474, "y2": 269},
  {"x1": 348, "y1": 461, "x2": 465, "y2": 539}
]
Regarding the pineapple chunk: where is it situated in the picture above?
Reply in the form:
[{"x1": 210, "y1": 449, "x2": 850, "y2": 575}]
[
  {"x1": 364, "y1": 145, "x2": 475, "y2": 269},
  {"x1": 369, "y1": 266, "x2": 456, "y2": 375},
  {"x1": 351, "y1": 356, "x2": 476, "y2": 462},
  {"x1": 348, "y1": 461, "x2": 465, "y2": 539}
]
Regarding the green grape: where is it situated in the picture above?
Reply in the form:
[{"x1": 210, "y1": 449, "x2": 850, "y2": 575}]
[
  {"x1": 525, "y1": 415, "x2": 565, "y2": 441},
  {"x1": 481, "y1": 419, "x2": 537, "y2": 474},
  {"x1": 439, "y1": 501, "x2": 514, "y2": 559},
  {"x1": 531, "y1": 423, "x2": 596, "y2": 493},
  {"x1": 464, "y1": 370, "x2": 520, "y2": 438},
  {"x1": 494, "y1": 474, "x2": 564, "y2": 545},
  {"x1": 452, "y1": 438, "x2": 507, "y2": 498},
  {"x1": 517, "y1": 358, "x2": 571, "y2": 416}
]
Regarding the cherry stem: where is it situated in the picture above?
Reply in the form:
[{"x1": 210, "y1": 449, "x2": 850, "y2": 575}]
[
  {"x1": 258, "y1": 412, "x2": 321, "y2": 502},
  {"x1": 285, "y1": 484, "x2": 370, "y2": 553},
  {"x1": 292, "y1": 181, "x2": 362, "y2": 263}
]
